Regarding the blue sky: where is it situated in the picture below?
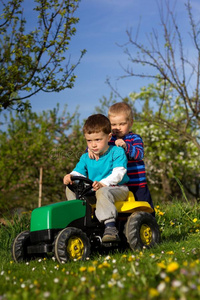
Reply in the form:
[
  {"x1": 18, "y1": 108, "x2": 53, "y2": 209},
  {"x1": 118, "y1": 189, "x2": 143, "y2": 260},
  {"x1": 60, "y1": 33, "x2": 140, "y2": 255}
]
[{"x1": 23, "y1": 0, "x2": 200, "y2": 121}]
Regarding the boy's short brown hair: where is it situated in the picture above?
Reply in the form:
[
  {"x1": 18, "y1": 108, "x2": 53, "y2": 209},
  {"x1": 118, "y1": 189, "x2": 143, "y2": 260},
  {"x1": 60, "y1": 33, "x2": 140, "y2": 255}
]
[
  {"x1": 83, "y1": 114, "x2": 111, "y2": 135},
  {"x1": 108, "y1": 102, "x2": 133, "y2": 121}
]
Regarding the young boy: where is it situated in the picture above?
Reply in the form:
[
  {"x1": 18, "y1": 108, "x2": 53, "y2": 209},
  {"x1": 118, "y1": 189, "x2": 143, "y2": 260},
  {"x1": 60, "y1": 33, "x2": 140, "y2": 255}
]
[
  {"x1": 63, "y1": 114, "x2": 129, "y2": 242},
  {"x1": 108, "y1": 102, "x2": 155, "y2": 215}
]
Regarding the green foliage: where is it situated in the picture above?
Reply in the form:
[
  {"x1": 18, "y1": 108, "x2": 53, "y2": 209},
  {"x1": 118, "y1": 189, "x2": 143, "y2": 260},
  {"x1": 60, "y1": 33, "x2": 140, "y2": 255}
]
[
  {"x1": 0, "y1": 0, "x2": 86, "y2": 111},
  {"x1": 0, "y1": 104, "x2": 86, "y2": 212},
  {"x1": 94, "y1": 91, "x2": 199, "y2": 201},
  {"x1": 132, "y1": 120, "x2": 200, "y2": 200},
  {"x1": 129, "y1": 81, "x2": 200, "y2": 201},
  {"x1": 155, "y1": 201, "x2": 200, "y2": 242}
]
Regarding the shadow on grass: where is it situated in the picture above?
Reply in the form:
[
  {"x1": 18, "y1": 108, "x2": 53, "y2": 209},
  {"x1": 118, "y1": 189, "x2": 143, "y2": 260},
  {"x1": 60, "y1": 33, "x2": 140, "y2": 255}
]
[{"x1": 161, "y1": 232, "x2": 188, "y2": 243}]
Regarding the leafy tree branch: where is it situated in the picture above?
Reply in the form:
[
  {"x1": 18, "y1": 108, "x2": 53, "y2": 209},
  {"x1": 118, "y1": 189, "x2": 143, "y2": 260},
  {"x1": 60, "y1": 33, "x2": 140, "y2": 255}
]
[
  {"x1": 117, "y1": 0, "x2": 200, "y2": 150},
  {"x1": 0, "y1": 0, "x2": 86, "y2": 111}
]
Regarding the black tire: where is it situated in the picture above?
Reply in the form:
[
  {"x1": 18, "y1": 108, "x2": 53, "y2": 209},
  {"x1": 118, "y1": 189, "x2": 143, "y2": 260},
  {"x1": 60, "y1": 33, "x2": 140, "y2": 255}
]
[
  {"x1": 54, "y1": 227, "x2": 91, "y2": 263},
  {"x1": 125, "y1": 212, "x2": 160, "y2": 250},
  {"x1": 11, "y1": 230, "x2": 31, "y2": 262}
]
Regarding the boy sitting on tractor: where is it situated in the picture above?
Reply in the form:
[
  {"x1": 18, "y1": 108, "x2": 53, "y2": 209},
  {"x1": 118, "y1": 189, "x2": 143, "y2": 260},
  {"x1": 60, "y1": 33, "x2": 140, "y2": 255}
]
[{"x1": 63, "y1": 114, "x2": 129, "y2": 242}]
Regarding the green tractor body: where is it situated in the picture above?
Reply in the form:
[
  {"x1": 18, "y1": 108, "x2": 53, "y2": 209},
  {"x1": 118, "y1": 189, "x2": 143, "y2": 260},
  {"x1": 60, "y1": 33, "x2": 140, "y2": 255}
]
[
  {"x1": 12, "y1": 177, "x2": 161, "y2": 264},
  {"x1": 30, "y1": 200, "x2": 86, "y2": 231}
]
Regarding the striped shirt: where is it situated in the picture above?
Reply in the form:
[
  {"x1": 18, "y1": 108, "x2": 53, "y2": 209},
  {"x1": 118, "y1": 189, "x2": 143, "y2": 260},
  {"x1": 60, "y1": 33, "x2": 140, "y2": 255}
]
[{"x1": 109, "y1": 132, "x2": 147, "y2": 188}]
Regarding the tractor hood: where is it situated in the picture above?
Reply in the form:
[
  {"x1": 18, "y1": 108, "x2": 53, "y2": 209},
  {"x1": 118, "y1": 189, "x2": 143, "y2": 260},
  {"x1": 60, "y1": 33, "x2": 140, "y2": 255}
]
[{"x1": 30, "y1": 200, "x2": 86, "y2": 232}]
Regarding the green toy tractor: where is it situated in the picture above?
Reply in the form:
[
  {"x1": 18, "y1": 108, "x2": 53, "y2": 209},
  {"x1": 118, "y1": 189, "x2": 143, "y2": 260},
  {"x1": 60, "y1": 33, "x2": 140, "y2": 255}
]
[{"x1": 12, "y1": 176, "x2": 160, "y2": 263}]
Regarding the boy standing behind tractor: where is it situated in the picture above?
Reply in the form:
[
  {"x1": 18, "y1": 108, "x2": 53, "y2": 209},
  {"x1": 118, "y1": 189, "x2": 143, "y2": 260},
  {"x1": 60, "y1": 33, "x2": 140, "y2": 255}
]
[{"x1": 108, "y1": 102, "x2": 155, "y2": 215}]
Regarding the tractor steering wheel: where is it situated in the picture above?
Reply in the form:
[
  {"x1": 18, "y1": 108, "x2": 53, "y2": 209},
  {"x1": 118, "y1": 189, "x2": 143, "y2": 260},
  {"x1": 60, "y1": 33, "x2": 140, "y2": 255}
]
[{"x1": 67, "y1": 176, "x2": 94, "y2": 199}]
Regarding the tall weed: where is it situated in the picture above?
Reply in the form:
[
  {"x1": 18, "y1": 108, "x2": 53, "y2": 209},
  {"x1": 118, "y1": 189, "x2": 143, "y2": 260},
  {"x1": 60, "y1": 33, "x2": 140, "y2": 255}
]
[
  {"x1": 0, "y1": 211, "x2": 31, "y2": 252},
  {"x1": 155, "y1": 177, "x2": 200, "y2": 243}
]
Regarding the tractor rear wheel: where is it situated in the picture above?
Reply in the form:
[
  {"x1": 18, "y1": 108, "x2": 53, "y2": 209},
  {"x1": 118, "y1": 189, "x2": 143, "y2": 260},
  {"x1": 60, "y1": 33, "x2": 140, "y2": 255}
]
[
  {"x1": 12, "y1": 230, "x2": 31, "y2": 262},
  {"x1": 54, "y1": 227, "x2": 91, "y2": 263},
  {"x1": 125, "y1": 212, "x2": 160, "y2": 250}
]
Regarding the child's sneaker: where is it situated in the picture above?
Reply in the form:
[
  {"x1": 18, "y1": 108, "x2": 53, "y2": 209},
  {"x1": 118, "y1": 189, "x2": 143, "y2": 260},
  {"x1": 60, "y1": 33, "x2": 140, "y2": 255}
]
[{"x1": 102, "y1": 227, "x2": 120, "y2": 242}]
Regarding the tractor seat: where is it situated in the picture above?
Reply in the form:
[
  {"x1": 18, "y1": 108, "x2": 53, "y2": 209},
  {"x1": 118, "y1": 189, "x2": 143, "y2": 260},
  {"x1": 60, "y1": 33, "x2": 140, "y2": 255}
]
[{"x1": 89, "y1": 191, "x2": 153, "y2": 214}]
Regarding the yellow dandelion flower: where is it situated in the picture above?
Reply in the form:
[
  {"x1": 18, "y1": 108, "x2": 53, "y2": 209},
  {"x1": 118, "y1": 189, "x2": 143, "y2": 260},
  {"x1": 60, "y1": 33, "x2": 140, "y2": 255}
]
[
  {"x1": 150, "y1": 253, "x2": 155, "y2": 258},
  {"x1": 128, "y1": 256, "x2": 135, "y2": 262},
  {"x1": 90, "y1": 286, "x2": 96, "y2": 292},
  {"x1": 166, "y1": 262, "x2": 179, "y2": 273},
  {"x1": 108, "y1": 282, "x2": 114, "y2": 288},
  {"x1": 190, "y1": 262, "x2": 196, "y2": 268},
  {"x1": 112, "y1": 273, "x2": 119, "y2": 280},
  {"x1": 88, "y1": 266, "x2": 95, "y2": 272},
  {"x1": 157, "y1": 261, "x2": 166, "y2": 269},
  {"x1": 102, "y1": 261, "x2": 110, "y2": 268},
  {"x1": 149, "y1": 288, "x2": 159, "y2": 297},
  {"x1": 34, "y1": 280, "x2": 39, "y2": 286},
  {"x1": 193, "y1": 218, "x2": 197, "y2": 223},
  {"x1": 98, "y1": 264, "x2": 103, "y2": 269},
  {"x1": 158, "y1": 211, "x2": 164, "y2": 216},
  {"x1": 166, "y1": 251, "x2": 174, "y2": 255},
  {"x1": 164, "y1": 276, "x2": 170, "y2": 283},
  {"x1": 79, "y1": 266, "x2": 87, "y2": 272}
]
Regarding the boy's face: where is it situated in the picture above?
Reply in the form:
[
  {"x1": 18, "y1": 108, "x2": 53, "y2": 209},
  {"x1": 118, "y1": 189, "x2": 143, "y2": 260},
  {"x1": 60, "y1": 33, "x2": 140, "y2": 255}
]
[
  {"x1": 85, "y1": 131, "x2": 112, "y2": 156},
  {"x1": 109, "y1": 113, "x2": 133, "y2": 138}
]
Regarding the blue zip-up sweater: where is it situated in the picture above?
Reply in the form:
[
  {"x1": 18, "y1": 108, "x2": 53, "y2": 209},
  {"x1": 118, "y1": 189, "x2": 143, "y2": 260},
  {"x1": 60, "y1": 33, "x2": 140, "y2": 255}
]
[{"x1": 109, "y1": 132, "x2": 147, "y2": 188}]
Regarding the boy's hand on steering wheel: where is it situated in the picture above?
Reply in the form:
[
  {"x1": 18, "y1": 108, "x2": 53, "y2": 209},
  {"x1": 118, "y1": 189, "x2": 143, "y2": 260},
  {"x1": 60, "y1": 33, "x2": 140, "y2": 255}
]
[
  {"x1": 92, "y1": 181, "x2": 106, "y2": 191},
  {"x1": 63, "y1": 174, "x2": 73, "y2": 185}
]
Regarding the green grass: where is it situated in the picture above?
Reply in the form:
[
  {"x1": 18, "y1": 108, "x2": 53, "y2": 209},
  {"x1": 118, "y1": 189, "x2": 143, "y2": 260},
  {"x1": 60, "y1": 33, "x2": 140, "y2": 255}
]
[{"x1": 0, "y1": 200, "x2": 200, "y2": 300}]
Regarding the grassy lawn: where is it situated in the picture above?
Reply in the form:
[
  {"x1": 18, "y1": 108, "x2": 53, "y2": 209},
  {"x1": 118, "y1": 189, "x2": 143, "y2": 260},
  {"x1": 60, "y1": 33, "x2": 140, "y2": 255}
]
[{"x1": 0, "y1": 200, "x2": 200, "y2": 300}]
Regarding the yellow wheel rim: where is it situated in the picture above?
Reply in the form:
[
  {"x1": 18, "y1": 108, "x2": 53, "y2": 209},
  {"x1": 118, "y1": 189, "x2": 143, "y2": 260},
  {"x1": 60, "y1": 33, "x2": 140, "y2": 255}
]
[
  {"x1": 66, "y1": 236, "x2": 84, "y2": 260},
  {"x1": 140, "y1": 224, "x2": 152, "y2": 245}
]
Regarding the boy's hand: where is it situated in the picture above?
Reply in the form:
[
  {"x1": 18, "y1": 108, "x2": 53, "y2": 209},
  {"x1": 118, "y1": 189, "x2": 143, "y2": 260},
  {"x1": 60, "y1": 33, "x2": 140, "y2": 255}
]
[
  {"x1": 115, "y1": 139, "x2": 127, "y2": 150},
  {"x1": 92, "y1": 181, "x2": 106, "y2": 191},
  {"x1": 63, "y1": 174, "x2": 73, "y2": 185},
  {"x1": 88, "y1": 149, "x2": 99, "y2": 161}
]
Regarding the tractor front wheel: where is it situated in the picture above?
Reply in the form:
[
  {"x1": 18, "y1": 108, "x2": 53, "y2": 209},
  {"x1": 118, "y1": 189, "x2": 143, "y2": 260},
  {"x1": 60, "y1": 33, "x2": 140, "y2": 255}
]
[
  {"x1": 125, "y1": 212, "x2": 160, "y2": 250},
  {"x1": 12, "y1": 230, "x2": 31, "y2": 262},
  {"x1": 54, "y1": 227, "x2": 91, "y2": 263}
]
